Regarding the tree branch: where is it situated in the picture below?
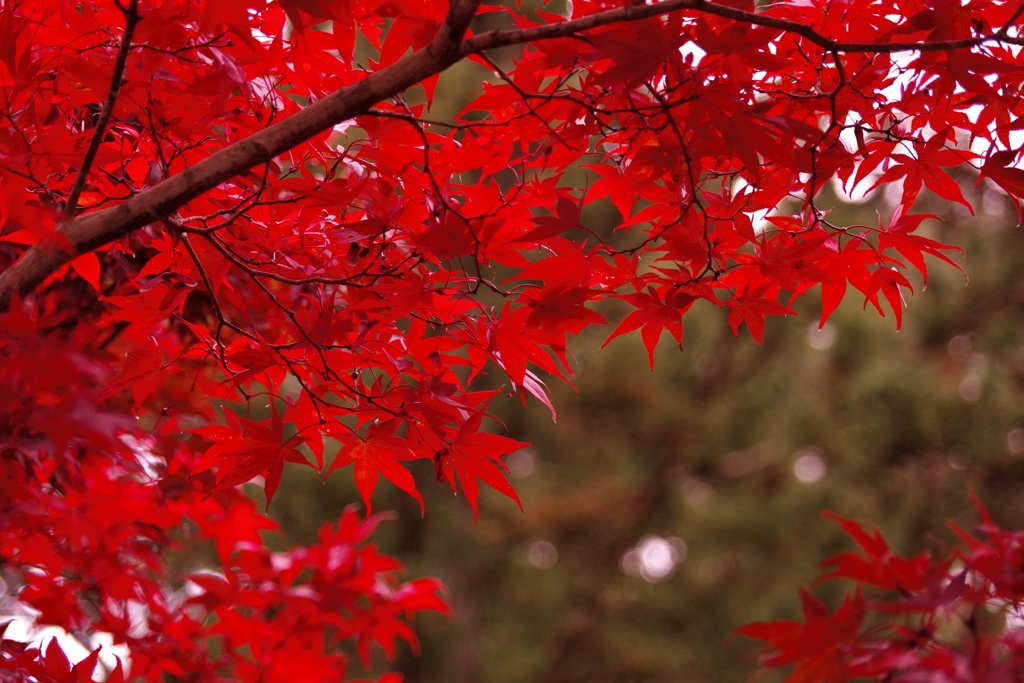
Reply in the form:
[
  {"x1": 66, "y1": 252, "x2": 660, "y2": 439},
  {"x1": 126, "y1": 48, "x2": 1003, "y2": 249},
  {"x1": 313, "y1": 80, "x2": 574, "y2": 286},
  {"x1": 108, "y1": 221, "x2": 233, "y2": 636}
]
[
  {"x1": 460, "y1": 0, "x2": 700, "y2": 54},
  {"x1": 0, "y1": 4, "x2": 475, "y2": 311},
  {"x1": 63, "y1": 0, "x2": 140, "y2": 219},
  {"x1": 433, "y1": 0, "x2": 484, "y2": 61},
  {"x1": 461, "y1": 0, "x2": 1017, "y2": 55},
  {"x1": 690, "y1": 0, "x2": 1016, "y2": 53},
  {"x1": 1, "y1": 0, "x2": 1018, "y2": 311}
]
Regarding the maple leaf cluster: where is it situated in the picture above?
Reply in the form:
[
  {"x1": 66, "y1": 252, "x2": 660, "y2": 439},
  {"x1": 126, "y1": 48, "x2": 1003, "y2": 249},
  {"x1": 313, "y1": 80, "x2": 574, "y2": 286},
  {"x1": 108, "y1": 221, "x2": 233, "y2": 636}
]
[
  {"x1": 0, "y1": 300, "x2": 447, "y2": 680},
  {"x1": 2, "y1": 0, "x2": 1024, "y2": 679},
  {"x1": 742, "y1": 501, "x2": 1024, "y2": 682}
]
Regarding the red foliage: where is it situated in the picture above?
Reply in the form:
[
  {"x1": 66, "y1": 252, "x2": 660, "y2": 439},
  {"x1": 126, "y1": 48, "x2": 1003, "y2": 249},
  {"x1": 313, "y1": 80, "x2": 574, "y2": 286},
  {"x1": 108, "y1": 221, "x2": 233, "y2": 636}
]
[
  {"x1": 1, "y1": 0, "x2": 1024, "y2": 679},
  {"x1": 741, "y1": 501, "x2": 1024, "y2": 682}
]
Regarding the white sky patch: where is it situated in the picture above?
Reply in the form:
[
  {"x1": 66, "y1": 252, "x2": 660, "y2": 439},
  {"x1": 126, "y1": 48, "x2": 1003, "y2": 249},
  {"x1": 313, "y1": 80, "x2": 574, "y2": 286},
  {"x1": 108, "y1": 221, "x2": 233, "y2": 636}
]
[
  {"x1": 680, "y1": 39, "x2": 707, "y2": 68},
  {"x1": 245, "y1": 70, "x2": 284, "y2": 111},
  {"x1": 2, "y1": 433, "x2": 175, "y2": 676},
  {"x1": 332, "y1": 119, "x2": 358, "y2": 136},
  {"x1": 119, "y1": 434, "x2": 164, "y2": 482},
  {"x1": 831, "y1": 43, "x2": 1024, "y2": 207},
  {"x1": 1006, "y1": 603, "x2": 1024, "y2": 631},
  {"x1": 729, "y1": 176, "x2": 772, "y2": 234},
  {"x1": 0, "y1": 604, "x2": 129, "y2": 674}
]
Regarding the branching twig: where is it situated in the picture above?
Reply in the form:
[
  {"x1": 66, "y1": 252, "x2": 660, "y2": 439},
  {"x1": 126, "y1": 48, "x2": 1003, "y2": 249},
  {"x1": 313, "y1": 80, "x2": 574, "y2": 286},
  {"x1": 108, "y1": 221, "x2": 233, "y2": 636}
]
[
  {"x1": 64, "y1": 0, "x2": 140, "y2": 218},
  {"x1": 2, "y1": 0, "x2": 1019, "y2": 310},
  {"x1": 461, "y1": 0, "x2": 1021, "y2": 55},
  {"x1": 0, "y1": 1, "x2": 478, "y2": 310}
]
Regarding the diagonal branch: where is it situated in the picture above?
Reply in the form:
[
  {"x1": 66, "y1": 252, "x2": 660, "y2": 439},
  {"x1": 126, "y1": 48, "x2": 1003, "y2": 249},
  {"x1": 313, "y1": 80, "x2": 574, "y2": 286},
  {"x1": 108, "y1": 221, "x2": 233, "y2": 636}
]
[
  {"x1": 1, "y1": 0, "x2": 1017, "y2": 311},
  {"x1": 0, "y1": 3, "x2": 478, "y2": 311},
  {"x1": 461, "y1": 0, "x2": 1017, "y2": 54},
  {"x1": 461, "y1": 0, "x2": 700, "y2": 54}
]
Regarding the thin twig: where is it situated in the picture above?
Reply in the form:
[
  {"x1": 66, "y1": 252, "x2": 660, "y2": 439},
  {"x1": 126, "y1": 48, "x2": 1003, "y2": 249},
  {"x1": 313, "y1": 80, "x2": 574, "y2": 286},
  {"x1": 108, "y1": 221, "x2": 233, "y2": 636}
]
[
  {"x1": 63, "y1": 0, "x2": 140, "y2": 218},
  {"x1": 2, "y1": 0, "x2": 1021, "y2": 310},
  {"x1": 460, "y1": 0, "x2": 1021, "y2": 55}
]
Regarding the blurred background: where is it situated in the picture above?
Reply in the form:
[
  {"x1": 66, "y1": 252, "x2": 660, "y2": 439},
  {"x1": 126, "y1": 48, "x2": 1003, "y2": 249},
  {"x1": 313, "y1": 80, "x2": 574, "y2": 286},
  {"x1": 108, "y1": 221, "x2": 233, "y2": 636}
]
[{"x1": 265, "y1": 6, "x2": 1024, "y2": 681}]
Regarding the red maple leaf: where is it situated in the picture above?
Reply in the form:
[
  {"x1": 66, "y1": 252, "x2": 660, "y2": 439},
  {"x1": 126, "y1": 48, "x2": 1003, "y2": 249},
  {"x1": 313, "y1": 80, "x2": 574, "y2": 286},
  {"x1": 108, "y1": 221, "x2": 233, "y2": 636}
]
[
  {"x1": 869, "y1": 132, "x2": 975, "y2": 212},
  {"x1": 979, "y1": 149, "x2": 1024, "y2": 220},
  {"x1": 603, "y1": 285, "x2": 699, "y2": 369},
  {"x1": 325, "y1": 419, "x2": 424, "y2": 515},
  {"x1": 192, "y1": 405, "x2": 314, "y2": 507},
  {"x1": 739, "y1": 589, "x2": 865, "y2": 683},
  {"x1": 725, "y1": 282, "x2": 795, "y2": 343},
  {"x1": 819, "y1": 512, "x2": 932, "y2": 593},
  {"x1": 428, "y1": 413, "x2": 527, "y2": 521},
  {"x1": 878, "y1": 204, "x2": 963, "y2": 286}
]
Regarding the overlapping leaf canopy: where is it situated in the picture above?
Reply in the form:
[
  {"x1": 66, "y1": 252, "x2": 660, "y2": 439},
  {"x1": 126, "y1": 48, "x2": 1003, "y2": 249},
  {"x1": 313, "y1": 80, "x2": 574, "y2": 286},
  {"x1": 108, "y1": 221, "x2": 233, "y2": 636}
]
[
  {"x1": 3, "y1": 0, "x2": 1022, "y2": 510},
  {"x1": 3, "y1": 0, "x2": 1024, "y2": 679}
]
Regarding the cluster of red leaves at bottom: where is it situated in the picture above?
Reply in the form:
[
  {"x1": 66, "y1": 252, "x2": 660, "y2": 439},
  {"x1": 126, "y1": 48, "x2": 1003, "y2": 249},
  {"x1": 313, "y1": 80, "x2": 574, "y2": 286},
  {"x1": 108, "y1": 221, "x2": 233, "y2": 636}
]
[
  {"x1": 1, "y1": 449, "x2": 448, "y2": 683},
  {"x1": 0, "y1": 348, "x2": 447, "y2": 682},
  {"x1": 740, "y1": 499, "x2": 1024, "y2": 682},
  {"x1": 0, "y1": 285, "x2": 448, "y2": 682},
  {"x1": 1, "y1": 451, "x2": 448, "y2": 683}
]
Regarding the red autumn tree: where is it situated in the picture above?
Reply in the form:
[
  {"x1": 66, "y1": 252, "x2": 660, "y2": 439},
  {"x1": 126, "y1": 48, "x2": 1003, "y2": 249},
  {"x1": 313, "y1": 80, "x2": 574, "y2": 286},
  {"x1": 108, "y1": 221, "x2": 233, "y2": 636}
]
[{"x1": 3, "y1": 0, "x2": 1024, "y2": 680}]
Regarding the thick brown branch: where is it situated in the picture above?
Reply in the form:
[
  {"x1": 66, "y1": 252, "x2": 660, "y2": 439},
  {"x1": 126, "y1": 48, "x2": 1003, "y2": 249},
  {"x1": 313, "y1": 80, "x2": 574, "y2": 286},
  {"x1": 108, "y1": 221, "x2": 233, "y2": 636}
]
[
  {"x1": 0, "y1": 7, "x2": 473, "y2": 311},
  {"x1": 433, "y1": 0, "x2": 484, "y2": 61},
  {"x1": 2, "y1": 0, "x2": 1018, "y2": 310}
]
